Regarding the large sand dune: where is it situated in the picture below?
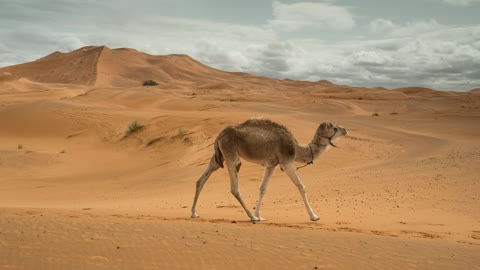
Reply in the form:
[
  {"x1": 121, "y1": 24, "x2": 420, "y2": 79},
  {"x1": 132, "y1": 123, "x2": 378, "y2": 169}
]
[{"x1": 0, "y1": 46, "x2": 479, "y2": 269}]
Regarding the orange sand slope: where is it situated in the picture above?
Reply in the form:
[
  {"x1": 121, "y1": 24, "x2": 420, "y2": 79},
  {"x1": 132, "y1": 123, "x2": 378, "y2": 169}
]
[{"x1": 0, "y1": 46, "x2": 479, "y2": 269}]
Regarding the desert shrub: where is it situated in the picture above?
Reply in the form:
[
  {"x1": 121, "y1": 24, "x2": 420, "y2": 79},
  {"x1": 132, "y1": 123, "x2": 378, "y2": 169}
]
[
  {"x1": 183, "y1": 137, "x2": 192, "y2": 145},
  {"x1": 17, "y1": 144, "x2": 23, "y2": 150},
  {"x1": 125, "y1": 120, "x2": 144, "y2": 137},
  {"x1": 142, "y1": 80, "x2": 159, "y2": 86},
  {"x1": 372, "y1": 112, "x2": 380, "y2": 116}
]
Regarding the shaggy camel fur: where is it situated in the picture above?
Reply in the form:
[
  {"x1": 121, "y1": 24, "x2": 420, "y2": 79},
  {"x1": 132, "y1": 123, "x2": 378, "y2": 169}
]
[{"x1": 191, "y1": 118, "x2": 347, "y2": 221}]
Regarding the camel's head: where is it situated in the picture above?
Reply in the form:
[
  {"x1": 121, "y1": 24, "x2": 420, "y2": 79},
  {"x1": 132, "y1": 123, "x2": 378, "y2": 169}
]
[{"x1": 316, "y1": 122, "x2": 347, "y2": 147}]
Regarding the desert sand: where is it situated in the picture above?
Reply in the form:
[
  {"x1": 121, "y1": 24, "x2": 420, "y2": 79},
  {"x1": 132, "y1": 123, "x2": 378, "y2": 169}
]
[{"x1": 0, "y1": 46, "x2": 479, "y2": 269}]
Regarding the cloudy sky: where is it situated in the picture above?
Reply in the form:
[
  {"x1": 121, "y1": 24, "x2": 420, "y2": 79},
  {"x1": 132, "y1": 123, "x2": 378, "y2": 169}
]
[{"x1": 1, "y1": 0, "x2": 479, "y2": 91}]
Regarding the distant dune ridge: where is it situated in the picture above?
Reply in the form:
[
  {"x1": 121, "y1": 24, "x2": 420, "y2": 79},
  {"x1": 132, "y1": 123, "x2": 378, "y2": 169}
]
[
  {"x1": 0, "y1": 45, "x2": 466, "y2": 97},
  {"x1": 0, "y1": 46, "x2": 265, "y2": 88},
  {"x1": 469, "y1": 88, "x2": 480, "y2": 94},
  {"x1": 0, "y1": 72, "x2": 15, "y2": 82}
]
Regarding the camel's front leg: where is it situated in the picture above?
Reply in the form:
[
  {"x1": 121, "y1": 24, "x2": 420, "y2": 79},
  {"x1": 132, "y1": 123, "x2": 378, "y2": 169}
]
[
  {"x1": 282, "y1": 163, "x2": 319, "y2": 221},
  {"x1": 254, "y1": 166, "x2": 275, "y2": 220}
]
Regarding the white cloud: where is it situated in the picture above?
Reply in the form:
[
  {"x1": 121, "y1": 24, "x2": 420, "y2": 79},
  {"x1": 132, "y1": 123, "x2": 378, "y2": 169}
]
[
  {"x1": 369, "y1": 18, "x2": 443, "y2": 37},
  {"x1": 270, "y1": 1, "x2": 355, "y2": 32},
  {"x1": 369, "y1": 18, "x2": 395, "y2": 32},
  {"x1": 350, "y1": 50, "x2": 393, "y2": 66},
  {"x1": 58, "y1": 36, "x2": 87, "y2": 51},
  {"x1": 442, "y1": 0, "x2": 480, "y2": 6},
  {"x1": 245, "y1": 42, "x2": 301, "y2": 74},
  {"x1": 260, "y1": 24, "x2": 480, "y2": 90},
  {"x1": 194, "y1": 40, "x2": 250, "y2": 71},
  {"x1": 391, "y1": 19, "x2": 443, "y2": 36}
]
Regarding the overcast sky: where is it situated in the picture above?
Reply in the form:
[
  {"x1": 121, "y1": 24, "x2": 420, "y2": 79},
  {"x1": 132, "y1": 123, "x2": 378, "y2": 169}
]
[{"x1": 1, "y1": 0, "x2": 479, "y2": 91}]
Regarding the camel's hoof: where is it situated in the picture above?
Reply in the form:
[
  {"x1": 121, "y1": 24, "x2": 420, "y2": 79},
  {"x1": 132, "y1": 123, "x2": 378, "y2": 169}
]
[
  {"x1": 191, "y1": 214, "x2": 200, "y2": 218},
  {"x1": 310, "y1": 215, "x2": 320, "y2": 221},
  {"x1": 254, "y1": 214, "x2": 266, "y2": 221},
  {"x1": 250, "y1": 216, "x2": 260, "y2": 222}
]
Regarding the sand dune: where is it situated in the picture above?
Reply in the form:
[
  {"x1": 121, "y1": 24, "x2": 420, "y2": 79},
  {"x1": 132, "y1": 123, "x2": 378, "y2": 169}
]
[
  {"x1": 394, "y1": 87, "x2": 456, "y2": 97},
  {"x1": 0, "y1": 46, "x2": 272, "y2": 89},
  {"x1": 0, "y1": 72, "x2": 15, "y2": 82},
  {"x1": 0, "y1": 47, "x2": 479, "y2": 269},
  {"x1": 469, "y1": 88, "x2": 480, "y2": 94}
]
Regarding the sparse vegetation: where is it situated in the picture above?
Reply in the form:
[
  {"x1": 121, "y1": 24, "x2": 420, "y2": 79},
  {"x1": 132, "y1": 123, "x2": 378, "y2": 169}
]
[
  {"x1": 17, "y1": 144, "x2": 23, "y2": 150},
  {"x1": 124, "y1": 120, "x2": 144, "y2": 137},
  {"x1": 59, "y1": 149, "x2": 66, "y2": 154},
  {"x1": 170, "y1": 128, "x2": 193, "y2": 145},
  {"x1": 142, "y1": 80, "x2": 159, "y2": 86},
  {"x1": 183, "y1": 137, "x2": 193, "y2": 145},
  {"x1": 372, "y1": 112, "x2": 380, "y2": 116}
]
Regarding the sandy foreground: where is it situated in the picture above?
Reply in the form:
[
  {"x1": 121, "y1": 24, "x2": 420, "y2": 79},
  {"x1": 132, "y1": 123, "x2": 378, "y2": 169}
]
[{"x1": 1, "y1": 47, "x2": 480, "y2": 269}]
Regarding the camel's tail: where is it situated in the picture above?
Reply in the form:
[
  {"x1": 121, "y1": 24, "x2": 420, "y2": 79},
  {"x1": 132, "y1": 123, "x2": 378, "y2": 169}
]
[{"x1": 214, "y1": 136, "x2": 225, "y2": 168}]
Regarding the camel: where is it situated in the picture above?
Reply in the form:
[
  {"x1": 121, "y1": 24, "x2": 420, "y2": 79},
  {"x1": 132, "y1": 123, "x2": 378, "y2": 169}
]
[{"x1": 191, "y1": 118, "x2": 347, "y2": 221}]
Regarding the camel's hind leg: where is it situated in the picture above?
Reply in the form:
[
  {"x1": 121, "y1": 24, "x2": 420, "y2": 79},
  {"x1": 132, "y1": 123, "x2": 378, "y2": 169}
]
[
  {"x1": 191, "y1": 155, "x2": 221, "y2": 218},
  {"x1": 254, "y1": 166, "x2": 275, "y2": 220},
  {"x1": 282, "y1": 163, "x2": 319, "y2": 221},
  {"x1": 225, "y1": 158, "x2": 259, "y2": 221}
]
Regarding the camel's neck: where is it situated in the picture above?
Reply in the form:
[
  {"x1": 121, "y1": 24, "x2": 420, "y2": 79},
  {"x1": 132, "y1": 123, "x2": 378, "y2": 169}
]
[{"x1": 295, "y1": 137, "x2": 330, "y2": 164}]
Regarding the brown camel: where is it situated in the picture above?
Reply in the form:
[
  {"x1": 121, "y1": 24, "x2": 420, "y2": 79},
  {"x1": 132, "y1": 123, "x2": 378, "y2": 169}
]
[{"x1": 191, "y1": 118, "x2": 347, "y2": 221}]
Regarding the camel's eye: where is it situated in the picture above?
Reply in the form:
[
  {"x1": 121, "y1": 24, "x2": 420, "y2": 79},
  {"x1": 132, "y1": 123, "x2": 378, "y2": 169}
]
[{"x1": 334, "y1": 127, "x2": 338, "y2": 131}]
